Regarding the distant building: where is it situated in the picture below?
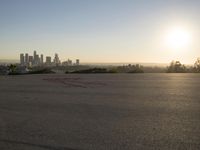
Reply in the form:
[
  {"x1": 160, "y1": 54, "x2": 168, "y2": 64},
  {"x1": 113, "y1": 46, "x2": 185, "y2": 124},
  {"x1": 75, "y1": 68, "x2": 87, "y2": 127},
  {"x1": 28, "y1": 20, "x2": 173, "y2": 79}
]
[
  {"x1": 40, "y1": 54, "x2": 43, "y2": 64},
  {"x1": 19, "y1": 51, "x2": 67, "y2": 67},
  {"x1": 35, "y1": 54, "x2": 40, "y2": 65},
  {"x1": 25, "y1": 53, "x2": 29, "y2": 65},
  {"x1": 53, "y1": 53, "x2": 61, "y2": 66},
  {"x1": 46, "y1": 56, "x2": 51, "y2": 65},
  {"x1": 28, "y1": 56, "x2": 33, "y2": 66},
  {"x1": 76, "y1": 59, "x2": 80, "y2": 66},
  {"x1": 62, "y1": 59, "x2": 73, "y2": 66},
  {"x1": 62, "y1": 61, "x2": 68, "y2": 66},
  {"x1": 34, "y1": 51, "x2": 37, "y2": 60},
  {"x1": 33, "y1": 51, "x2": 37, "y2": 65},
  {"x1": 20, "y1": 53, "x2": 24, "y2": 65},
  {"x1": 68, "y1": 59, "x2": 72, "y2": 65}
]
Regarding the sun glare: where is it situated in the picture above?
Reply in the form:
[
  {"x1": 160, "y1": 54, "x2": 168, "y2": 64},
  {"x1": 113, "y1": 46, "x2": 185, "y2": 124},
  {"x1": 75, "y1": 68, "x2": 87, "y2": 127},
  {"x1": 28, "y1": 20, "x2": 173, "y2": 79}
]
[{"x1": 165, "y1": 27, "x2": 191, "y2": 49}]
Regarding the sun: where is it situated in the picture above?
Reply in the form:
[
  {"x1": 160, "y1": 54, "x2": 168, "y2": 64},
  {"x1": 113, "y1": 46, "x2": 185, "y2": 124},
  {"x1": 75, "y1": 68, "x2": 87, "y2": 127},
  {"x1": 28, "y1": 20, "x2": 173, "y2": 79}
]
[{"x1": 165, "y1": 27, "x2": 191, "y2": 49}]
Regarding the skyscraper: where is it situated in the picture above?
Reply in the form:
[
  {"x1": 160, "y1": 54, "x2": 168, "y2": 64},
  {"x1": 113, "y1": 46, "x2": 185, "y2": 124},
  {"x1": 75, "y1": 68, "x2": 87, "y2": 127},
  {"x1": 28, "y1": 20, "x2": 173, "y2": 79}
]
[
  {"x1": 68, "y1": 59, "x2": 72, "y2": 65},
  {"x1": 33, "y1": 51, "x2": 37, "y2": 65},
  {"x1": 46, "y1": 56, "x2": 51, "y2": 66},
  {"x1": 40, "y1": 54, "x2": 43, "y2": 64},
  {"x1": 53, "y1": 53, "x2": 60, "y2": 66},
  {"x1": 20, "y1": 53, "x2": 24, "y2": 65},
  {"x1": 35, "y1": 54, "x2": 40, "y2": 65},
  {"x1": 76, "y1": 59, "x2": 80, "y2": 66},
  {"x1": 28, "y1": 56, "x2": 33, "y2": 66},
  {"x1": 25, "y1": 53, "x2": 29, "y2": 65},
  {"x1": 34, "y1": 51, "x2": 36, "y2": 59}
]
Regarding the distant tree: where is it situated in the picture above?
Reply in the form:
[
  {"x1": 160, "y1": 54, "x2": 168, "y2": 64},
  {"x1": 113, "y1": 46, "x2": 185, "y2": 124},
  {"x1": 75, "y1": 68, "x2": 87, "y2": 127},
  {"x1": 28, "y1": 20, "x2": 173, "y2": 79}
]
[
  {"x1": 194, "y1": 58, "x2": 200, "y2": 72},
  {"x1": 167, "y1": 61, "x2": 187, "y2": 73},
  {"x1": 70, "y1": 68, "x2": 109, "y2": 73},
  {"x1": 116, "y1": 64, "x2": 144, "y2": 73},
  {"x1": 128, "y1": 64, "x2": 144, "y2": 73},
  {"x1": 8, "y1": 64, "x2": 17, "y2": 74}
]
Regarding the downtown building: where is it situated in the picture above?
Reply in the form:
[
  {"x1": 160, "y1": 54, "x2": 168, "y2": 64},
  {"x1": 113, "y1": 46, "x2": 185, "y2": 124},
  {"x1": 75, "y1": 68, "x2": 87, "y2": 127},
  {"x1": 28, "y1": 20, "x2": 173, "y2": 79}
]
[
  {"x1": 20, "y1": 51, "x2": 44, "y2": 67},
  {"x1": 20, "y1": 51, "x2": 80, "y2": 67}
]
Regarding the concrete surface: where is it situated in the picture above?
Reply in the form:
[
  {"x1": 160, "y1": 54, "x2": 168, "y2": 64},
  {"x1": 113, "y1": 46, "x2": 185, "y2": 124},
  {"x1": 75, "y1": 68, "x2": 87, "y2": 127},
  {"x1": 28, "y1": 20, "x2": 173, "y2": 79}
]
[{"x1": 0, "y1": 74, "x2": 200, "y2": 150}]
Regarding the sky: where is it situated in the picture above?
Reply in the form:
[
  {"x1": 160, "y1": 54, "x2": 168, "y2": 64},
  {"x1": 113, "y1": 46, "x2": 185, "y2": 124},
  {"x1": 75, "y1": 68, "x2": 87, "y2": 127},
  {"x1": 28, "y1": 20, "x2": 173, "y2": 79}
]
[{"x1": 0, "y1": 0, "x2": 200, "y2": 64}]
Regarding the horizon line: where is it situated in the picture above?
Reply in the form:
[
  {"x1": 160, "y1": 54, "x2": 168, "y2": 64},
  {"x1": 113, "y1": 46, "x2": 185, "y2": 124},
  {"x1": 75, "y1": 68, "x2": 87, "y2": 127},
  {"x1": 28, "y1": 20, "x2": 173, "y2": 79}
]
[{"x1": 0, "y1": 59, "x2": 194, "y2": 66}]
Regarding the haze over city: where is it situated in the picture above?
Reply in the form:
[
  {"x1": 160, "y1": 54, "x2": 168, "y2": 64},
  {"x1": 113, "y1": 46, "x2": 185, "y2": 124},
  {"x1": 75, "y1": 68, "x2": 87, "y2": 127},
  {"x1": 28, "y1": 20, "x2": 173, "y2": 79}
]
[
  {"x1": 1, "y1": 0, "x2": 200, "y2": 64},
  {"x1": 1, "y1": 1, "x2": 200, "y2": 150}
]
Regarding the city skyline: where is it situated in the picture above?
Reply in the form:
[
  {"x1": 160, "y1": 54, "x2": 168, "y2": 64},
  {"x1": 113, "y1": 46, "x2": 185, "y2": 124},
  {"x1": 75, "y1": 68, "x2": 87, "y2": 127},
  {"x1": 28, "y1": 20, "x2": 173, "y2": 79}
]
[
  {"x1": 19, "y1": 50, "x2": 80, "y2": 66},
  {"x1": 1, "y1": 0, "x2": 200, "y2": 64}
]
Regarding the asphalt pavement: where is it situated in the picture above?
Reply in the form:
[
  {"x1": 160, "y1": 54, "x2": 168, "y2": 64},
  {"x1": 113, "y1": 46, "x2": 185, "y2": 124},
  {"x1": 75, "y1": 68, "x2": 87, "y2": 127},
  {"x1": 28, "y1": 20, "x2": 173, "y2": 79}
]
[{"x1": 0, "y1": 74, "x2": 200, "y2": 150}]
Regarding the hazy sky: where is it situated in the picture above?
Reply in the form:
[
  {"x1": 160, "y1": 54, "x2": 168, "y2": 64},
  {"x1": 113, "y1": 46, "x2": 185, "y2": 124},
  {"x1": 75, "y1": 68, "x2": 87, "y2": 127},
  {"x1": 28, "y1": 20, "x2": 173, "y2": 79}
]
[{"x1": 1, "y1": 0, "x2": 200, "y2": 63}]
